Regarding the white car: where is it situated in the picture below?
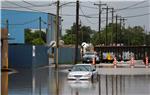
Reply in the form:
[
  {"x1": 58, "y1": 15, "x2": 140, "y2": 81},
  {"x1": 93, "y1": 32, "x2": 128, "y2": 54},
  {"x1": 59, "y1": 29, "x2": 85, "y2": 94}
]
[
  {"x1": 67, "y1": 64, "x2": 98, "y2": 80},
  {"x1": 82, "y1": 52, "x2": 100, "y2": 63}
]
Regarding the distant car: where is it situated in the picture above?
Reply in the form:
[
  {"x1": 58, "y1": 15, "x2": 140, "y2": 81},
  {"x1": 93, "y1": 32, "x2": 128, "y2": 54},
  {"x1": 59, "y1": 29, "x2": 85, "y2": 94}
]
[
  {"x1": 82, "y1": 52, "x2": 100, "y2": 63},
  {"x1": 67, "y1": 64, "x2": 98, "y2": 80}
]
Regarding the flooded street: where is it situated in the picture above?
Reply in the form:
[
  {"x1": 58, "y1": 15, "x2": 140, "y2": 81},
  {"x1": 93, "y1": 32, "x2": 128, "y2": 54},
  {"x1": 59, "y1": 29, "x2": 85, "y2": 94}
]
[
  {"x1": 5, "y1": 67, "x2": 150, "y2": 95},
  {"x1": 1, "y1": 0, "x2": 150, "y2": 95}
]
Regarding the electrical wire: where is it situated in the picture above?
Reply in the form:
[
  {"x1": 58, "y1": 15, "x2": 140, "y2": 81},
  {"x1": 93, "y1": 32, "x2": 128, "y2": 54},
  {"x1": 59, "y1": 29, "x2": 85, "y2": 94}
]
[
  {"x1": 114, "y1": 0, "x2": 147, "y2": 11},
  {"x1": 1, "y1": 18, "x2": 39, "y2": 26},
  {"x1": 22, "y1": 0, "x2": 55, "y2": 7},
  {"x1": 61, "y1": 11, "x2": 150, "y2": 20},
  {"x1": 41, "y1": 18, "x2": 52, "y2": 26},
  {"x1": 5, "y1": 0, "x2": 49, "y2": 13},
  {"x1": 79, "y1": 6, "x2": 97, "y2": 24},
  {"x1": 80, "y1": 4, "x2": 98, "y2": 9},
  {"x1": 3, "y1": 1, "x2": 149, "y2": 16},
  {"x1": 124, "y1": 12, "x2": 150, "y2": 18},
  {"x1": 60, "y1": 2, "x2": 76, "y2": 7}
]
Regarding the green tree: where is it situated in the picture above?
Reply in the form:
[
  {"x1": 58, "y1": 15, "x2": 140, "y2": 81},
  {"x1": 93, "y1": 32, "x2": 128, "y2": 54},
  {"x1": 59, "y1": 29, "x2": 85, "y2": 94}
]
[
  {"x1": 25, "y1": 28, "x2": 46, "y2": 45},
  {"x1": 63, "y1": 34, "x2": 76, "y2": 44},
  {"x1": 91, "y1": 23, "x2": 146, "y2": 46},
  {"x1": 32, "y1": 38, "x2": 45, "y2": 45},
  {"x1": 62, "y1": 23, "x2": 94, "y2": 45},
  {"x1": 25, "y1": 28, "x2": 33, "y2": 44}
]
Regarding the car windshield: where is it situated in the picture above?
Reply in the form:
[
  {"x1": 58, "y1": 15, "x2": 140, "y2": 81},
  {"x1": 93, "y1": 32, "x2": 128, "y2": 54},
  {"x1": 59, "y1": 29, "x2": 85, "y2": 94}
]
[{"x1": 72, "y1": 65, "x2": 93, "y2": 71}]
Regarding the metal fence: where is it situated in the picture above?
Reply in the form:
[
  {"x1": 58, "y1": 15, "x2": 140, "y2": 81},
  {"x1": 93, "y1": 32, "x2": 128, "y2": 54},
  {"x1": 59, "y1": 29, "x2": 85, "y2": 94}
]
[
  {"x1": 8, "y1": 44, "x2": 49, "y2": 69},
  {"x1": 53, "y1": 47, "x2": 81, "y2": 64}
]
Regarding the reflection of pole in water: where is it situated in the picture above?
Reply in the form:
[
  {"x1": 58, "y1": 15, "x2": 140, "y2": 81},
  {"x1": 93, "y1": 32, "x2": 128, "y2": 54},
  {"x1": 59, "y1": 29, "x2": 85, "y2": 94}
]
[
  {"x1": 112, "y1": 75, "x2": 114, "y2": 95},
  {"x1": 122, "y1": 76, "x2": 125, "y2": 95},
  {"x1": 1, "y1": 72, "x2": 8, "y2": 95},
  {"x1": 106, "y1": 75, "x2": 108, "y2": 95},
  {"x1": 32, "y1": 71, "x2": 36, "y2": 95},
  {"x1": 116, "y1": 75, "x2": 118, "y2": 95},
  {"x1": 39, "y1": 77, "x2": 41, "y2": 95},
  {"x1": 99, "y1": 75, "x2": 101, "y2": 95},
  {"x1": 55, "y1": 69, "x2": 59, "y2": 95},
  {"x1": 75, "y1": 89, "x2": 79, "y2": 95},
  {"x1": 120, "y1": 76, "x2": 122, "y2": 95}
]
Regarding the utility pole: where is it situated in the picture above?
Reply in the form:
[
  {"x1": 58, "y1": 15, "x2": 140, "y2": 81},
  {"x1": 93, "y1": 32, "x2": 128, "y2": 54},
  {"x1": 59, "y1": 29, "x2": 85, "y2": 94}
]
[
  {"x1": 146, "y1": 29, "x2": 147, "y2": 46},
  {"x1": 55, "y1": 0, "x2": 60, "y2": 69},
  {"x1": 94, "y1": 2, "x2": 106, "y2": 44},
  {"x1": 122, "y1": 18, "x2": 127, "y2": 29},
  {"x1": 80, "y1": 20, "x2": 83, "y2": 42},
  {"x1": 110, "y1": 8, "x2": 114, "y2": 45},
  {"x1": 143, "y1": 25, "x2": 146, "y2": 45},
  {"x1": 119, "y1": 17, "x2": 122, "y2": 44},
  {"x1": 102, "y1": 6, "x2": 112, "y2": 46},
  {"x1": 1, "y1": 19, "x2": 9, "y2": 70},
  {"x1": 116, "y1": 15, "x2": 118, "y2": 46},
  {"x1": 119, "y1": 17, "x2": 127, "y2": 45},
  {"x1": 39, "y1": 17, "x2": 41, "y2": 38},
  {"x1": 74, "y1": 0, "x2": 79, "y2": 64}
]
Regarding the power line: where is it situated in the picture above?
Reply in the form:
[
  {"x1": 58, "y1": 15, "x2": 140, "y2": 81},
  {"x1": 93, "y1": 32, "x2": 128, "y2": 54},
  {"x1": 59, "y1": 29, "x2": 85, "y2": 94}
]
[
  {"x1": 60, "y1": 2, "x2": 76, "y2": 7},
  {"x1": 61, "y1": 11, "x2": 150, "y2": 20},
  {"x1": 124, "y1": 12, "x2": 150, "y2": 18},
  {"x1": 22, "y1": 0, "x2": 55, "y2": 7},
  {"x1": 1, "y1": 18, "x2": 39, "y2": 26},
  {"x1": 80, "y1": 4, "x2": 98, "y2": 9},
  {"x1": 116, "y1": 5, "x2": 150, "y2": 11},
  {"x1": 84, "y1": 4, "x2": 150, "y2": 16},
  {"x1": 41, "y1": 18, "x2": 52, "y2": 26},
  {"x1": 115, "y1": 0, "x2": 147, "y2": 11},
  {"x1": 5, "y1": 0, "x2": 49, "y2": 13},
  {"x1": 79, "y1": 6, "x2": 96, "y2": 24},
  {"x1": 80, "y1": 1, "x2": 148, "y2": 16}
]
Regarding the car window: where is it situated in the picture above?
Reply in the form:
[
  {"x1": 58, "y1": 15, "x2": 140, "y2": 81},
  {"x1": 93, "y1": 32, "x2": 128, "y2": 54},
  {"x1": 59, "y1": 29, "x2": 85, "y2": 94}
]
[{"x1": 72, "y1": 65, "x2": 92, "y2": 71}]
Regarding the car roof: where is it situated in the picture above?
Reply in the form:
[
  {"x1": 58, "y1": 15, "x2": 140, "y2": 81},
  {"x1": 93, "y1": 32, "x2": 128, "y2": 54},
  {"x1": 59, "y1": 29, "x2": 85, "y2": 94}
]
[{"x1": 85, "y1": 52, "x2": 95, "y2": 54}]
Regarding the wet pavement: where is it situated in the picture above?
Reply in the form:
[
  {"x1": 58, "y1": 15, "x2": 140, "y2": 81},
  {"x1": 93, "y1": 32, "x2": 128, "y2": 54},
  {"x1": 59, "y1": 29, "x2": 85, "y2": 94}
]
[{"x1": 2, "y1": 66, "x2": 150, "y2": 95}]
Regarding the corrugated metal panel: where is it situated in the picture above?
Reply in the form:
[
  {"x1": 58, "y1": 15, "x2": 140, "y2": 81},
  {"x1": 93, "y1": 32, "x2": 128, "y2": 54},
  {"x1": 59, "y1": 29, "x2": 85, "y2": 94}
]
[
  {"x1": 54, "y1": 47, "x2": 81, "y2": 64},
  {"x1": 33, "y1": 46, "x2": 49, "y2": 68},
  {"x1": 8, "y1": 44, "x2": 49, "y2": 69},
  {"x1": 8, "y1": 44, "x2": 33, "y2": 69}
]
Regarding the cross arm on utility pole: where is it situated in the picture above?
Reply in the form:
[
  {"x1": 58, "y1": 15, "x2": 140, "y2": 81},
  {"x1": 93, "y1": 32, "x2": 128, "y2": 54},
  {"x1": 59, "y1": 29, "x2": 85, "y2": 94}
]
[
  {"x1": 122, "y1": 17, "x2": 127, "y2": 28},
  {"x1": 119, "y1": 17, "x2": 127, "y2": 29},
  {"x1": 94, "y1": 3, "x2": 107, "y2": 7},
  {"x1": 102, "y1": 7, "x2": 114, "y2": 10}
]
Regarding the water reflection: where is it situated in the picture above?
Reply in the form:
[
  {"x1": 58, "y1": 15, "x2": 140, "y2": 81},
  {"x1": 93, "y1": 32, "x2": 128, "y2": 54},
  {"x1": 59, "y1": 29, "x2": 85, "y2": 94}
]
[
  {"x1": 99, "y1": 75, "x2": 150, "y2": 95},
  {"x1": 1, "y1": 72, "x2": 8, "y2": 95},
  {"x1": 68, "y1": 80, "x2": 94, "y2": 95},
  {"x1": 68, "y1": 80, "x2": 93, "y2": 89},
  {"x1": 54, "y1": 69, "x2": 59, "y2": 95},
  {"x1": 6, "y1": 67, "x2": 150, "y2": 95}
]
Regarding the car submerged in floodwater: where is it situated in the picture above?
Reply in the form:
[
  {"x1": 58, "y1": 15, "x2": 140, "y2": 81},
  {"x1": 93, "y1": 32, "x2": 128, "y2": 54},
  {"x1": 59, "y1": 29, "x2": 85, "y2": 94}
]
[
  {"x1": 82, "y1": 52, "x2": 100, "y2": 64},
  {"x1": 67, "y1": 64, "x2": 98, "y2": 80}
]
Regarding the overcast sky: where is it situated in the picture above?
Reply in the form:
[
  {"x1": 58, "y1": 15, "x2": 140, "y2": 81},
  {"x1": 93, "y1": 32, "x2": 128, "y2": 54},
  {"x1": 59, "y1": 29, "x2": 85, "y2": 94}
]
[{"x1": 1, "y1": 0, "x2": 150, "y2": 35}]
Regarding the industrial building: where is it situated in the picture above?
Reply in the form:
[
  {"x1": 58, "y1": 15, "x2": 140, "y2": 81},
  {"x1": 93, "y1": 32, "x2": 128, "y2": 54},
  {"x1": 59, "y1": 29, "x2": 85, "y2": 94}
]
[{"x1": 1, "y1": 9, "x2": 61, "y2": 44}]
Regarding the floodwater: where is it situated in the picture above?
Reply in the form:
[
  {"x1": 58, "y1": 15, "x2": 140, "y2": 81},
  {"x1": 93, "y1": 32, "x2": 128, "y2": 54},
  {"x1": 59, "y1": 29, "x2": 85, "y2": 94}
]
[{"x1": 2, "y1": 67, "x2": 150, "y2": 95}]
